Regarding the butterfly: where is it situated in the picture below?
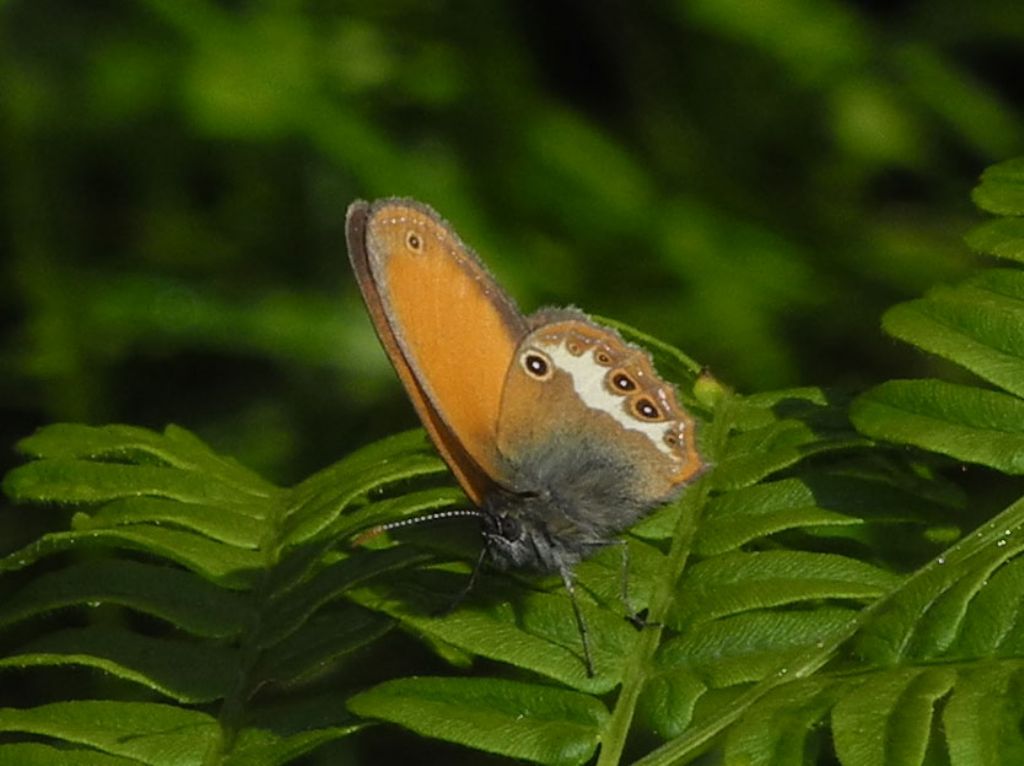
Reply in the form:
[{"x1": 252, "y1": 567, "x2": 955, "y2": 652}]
[{"x1": 346, "y1": 198, "x2": 705, "y2": 675}]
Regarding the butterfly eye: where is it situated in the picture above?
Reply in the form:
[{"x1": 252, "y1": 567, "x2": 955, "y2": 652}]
[
  {"x1": 521, "y1": 350, "x2": 553, "y2": 380},
  {"x1": 634, "y1": 398, "x2": 661, "y2": 420},
  {"x1": 405, "y1": 230, "x2": 423, "y2": 252},
  {"x1": 609, "y1": 370, "x2": 637, "y2": 393},
  {"x1": 497, "y1": 514, "x2": 522, "y2": 541}
]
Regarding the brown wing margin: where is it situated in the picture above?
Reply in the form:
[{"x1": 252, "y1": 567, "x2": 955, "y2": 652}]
[{"x1": 346, "y1": 200, "x2": 502, "y2": 506}]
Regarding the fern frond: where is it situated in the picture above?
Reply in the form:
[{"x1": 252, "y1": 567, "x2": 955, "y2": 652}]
[{"x1": 8, "y1": 150, "x2": 1024, "y2": 766}]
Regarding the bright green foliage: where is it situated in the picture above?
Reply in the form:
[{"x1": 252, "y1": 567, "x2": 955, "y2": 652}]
[
  {"x1": 853, "y1": 158, "x2": 1024, "y2": 471},
  {"x1": 0, "y1": 347, "x2": 979, "y2": 764},
  {"x1": 2, "y1": 2, "x2": 1024, "y2": 757},
  {"x1": 348, "y1": 678, "x2": 609, "y2": 766},
  {"x1": 11, "y1": 150, "x2": 1024, "y2": 761},
  {"x1": 0, "y1": 426, "x2": 447, "y2": 763}
]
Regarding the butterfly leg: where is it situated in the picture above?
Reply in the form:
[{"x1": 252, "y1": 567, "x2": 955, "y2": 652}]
[
  {"x1": 610, "y1": 538, "x2": 635, "y2": 616},
  {"x1": 579, "y1": 538, "x2": 647, "y2": 628},
  {"x1": 434, "y1": 544, "x2": 488, "y2": 617},
  {"x1": 558, "y1": 564, "x2": 595, "y2": 678},
  {"x1": 612, "y1": 539, "x2": 651, "y2": 628}
]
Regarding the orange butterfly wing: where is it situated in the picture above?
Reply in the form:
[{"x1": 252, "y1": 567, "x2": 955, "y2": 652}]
[{"x1": 346, "y1": 199, "x2": 526, "y2": 504}]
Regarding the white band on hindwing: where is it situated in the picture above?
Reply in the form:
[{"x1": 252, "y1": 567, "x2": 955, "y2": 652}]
[{"x1": 538, "y1": 340, "x2": 678, "y2": 458}]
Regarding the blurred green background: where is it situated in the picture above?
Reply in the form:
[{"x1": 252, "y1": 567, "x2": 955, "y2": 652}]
[{"x1": 2, "y1": 0, "x2": 1022, "y2": 486}]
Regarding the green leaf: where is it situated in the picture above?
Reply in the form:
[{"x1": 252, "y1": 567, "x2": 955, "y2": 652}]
[
  {"x1": 0, "y1": 626, "x2": 240, "y2": 703},
  {"x1": 972, "y1": 157, "x2": 1024, "y2": 215},
  {"x1": 0, "y1": 701, "x2": 217, "y2": 765},
  {"x1": 694, "y1": 473, "x2": 957, "y2": 555},
  {"x1": 15, "y1": 423, "x2": 276, "y2": 496},
  {"x1": 851, "y1": 379, "x2": 1024, "y2": 473},
  {"x1": 569, "y1": 536, "x2": 665, "y2": 612},
  {"x1": 951, "y1": 556, "x2": 1024, "y2": 657},
  {"x1": 286, "y1": 429, "x2": 443, "y2": 510},
  {"x1": 347, "y1": 569, "x2": 638, "y2": 693},
  {"x1": 710, "y1": 388, "x2": 867, "y2": 491},
  {"x1": 0, "y1": 559, "x2": 251, "y2": 637},
  {"x1": 943, "y1": 664, "x2": 1024, "y2": 764},
  {"x1": 832, "y1": 667, "x2": 957, "y2": 766},
  {"x1": 881, "y1": 270, "x2": 1024, "y2": 397},
  {"x1": 0, "y1": 744, "x2": 142, "y2": 765},
  {"x1": 0, "y1": 332, "x2": 999, "y2": 766},
  {"x1": 670, "y1": 551, "x2": 899, "y2": 628},
  {"x1": 348, "y1": 677, "x2": 608, "y2": 766},
  {"x1": 4, "y1": 458, "x2": 268, "y2": 508},
  {"x1": 853, "y1": 493, "x2": 1024, "y2": 666},
  {"x1": 636, "y1": 669, "x2": 707, "y2": 740},
  {"x1": 728, "y1": 387, "x2": 851, "y2": 431},
  {"x1": 0, "y1": 526, "x2": 263, "y2": 588},
  {"x1": 966, "y1": 217, "x2": 1024, "y2": 263},
  {"x1": 659, "y1": 609, "x2": 857, "y2": 687},
  {"x1": 277, "y1": 429, "x2": 448, "y2": 548},
  {"x1": 254, "y1": 605, "x2": 393, "y2": 683},
  {"x1": 228, "y1": 720, "x2": 365, "y2": 766},
  {"x1": 712, "y1": 418, "x2": 862, "y2": 490},
  {"x1": 723, "y1": 679, "x2": 837, "y2": 766},
  {"x1": 259, "y1": 546, "x2": 429, "y2": 648},
  {"x1": 76, "y1": 496, "x2": 264, "y2": 547}
]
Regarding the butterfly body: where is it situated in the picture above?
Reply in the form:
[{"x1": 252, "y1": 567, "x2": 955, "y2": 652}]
[
  {"x1": 481, "y1": 433, "x2": 669, "y2": 572},
  {"x1": 346, "y1": 197, "x2": 704, "y2": 673}
]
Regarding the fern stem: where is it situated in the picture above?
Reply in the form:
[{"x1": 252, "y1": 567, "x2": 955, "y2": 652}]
[{"x1": 596, "y1": 389, "x2": 731, "y2": 766}]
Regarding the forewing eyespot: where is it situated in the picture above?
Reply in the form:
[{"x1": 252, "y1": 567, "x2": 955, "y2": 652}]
[{"x1": 405, "y1": 230, "x2": 423, "y2": 252}]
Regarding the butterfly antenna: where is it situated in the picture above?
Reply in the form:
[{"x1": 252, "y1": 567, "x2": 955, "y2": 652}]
[{"x1": 351, "y1": 509, "x2": 483, "y2": 547}]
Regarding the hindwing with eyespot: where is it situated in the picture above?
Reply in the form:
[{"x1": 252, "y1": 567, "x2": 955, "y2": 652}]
[{"x1": 498, "y1": 317, "x2": 703, "y2": 490}]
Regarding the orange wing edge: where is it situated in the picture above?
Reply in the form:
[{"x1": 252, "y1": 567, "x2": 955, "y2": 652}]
[{"x1": 346, "y1": 200, "x2": 495, "y2": 506}]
